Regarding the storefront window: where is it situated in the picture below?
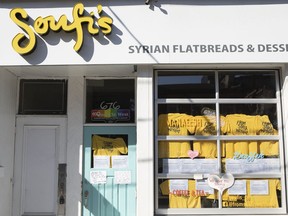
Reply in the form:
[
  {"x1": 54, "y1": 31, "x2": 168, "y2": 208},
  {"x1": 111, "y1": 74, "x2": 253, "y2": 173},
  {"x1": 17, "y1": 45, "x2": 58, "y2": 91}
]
[{"x1": 155, "y1": 70, "x2": 284, "y2": 214}]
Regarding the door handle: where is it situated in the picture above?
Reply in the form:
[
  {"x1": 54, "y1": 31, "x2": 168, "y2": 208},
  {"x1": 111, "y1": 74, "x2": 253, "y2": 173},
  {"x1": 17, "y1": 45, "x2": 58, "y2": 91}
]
[{"x1": 84, "y1": 190, "x2": 89, "y2": 208}]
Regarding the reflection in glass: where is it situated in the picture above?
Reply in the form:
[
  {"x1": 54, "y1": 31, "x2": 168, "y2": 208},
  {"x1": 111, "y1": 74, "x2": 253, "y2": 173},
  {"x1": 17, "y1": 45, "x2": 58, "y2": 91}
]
[
  {"x1": 219, "y1": 71, "x2": 276, "y2": 98},
  {"x1": 158, "y1": 71, "x2": 215, "y2": 98},
  {"x1": 158, "y1": 104, "x2": 216, "y2": 116}
]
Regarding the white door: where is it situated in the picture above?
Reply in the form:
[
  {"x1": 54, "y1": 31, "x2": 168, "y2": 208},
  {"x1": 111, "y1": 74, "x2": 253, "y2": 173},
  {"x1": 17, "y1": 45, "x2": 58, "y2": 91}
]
[{"x1": 12, "y1": 117, "x2": 67, "y2": 216}]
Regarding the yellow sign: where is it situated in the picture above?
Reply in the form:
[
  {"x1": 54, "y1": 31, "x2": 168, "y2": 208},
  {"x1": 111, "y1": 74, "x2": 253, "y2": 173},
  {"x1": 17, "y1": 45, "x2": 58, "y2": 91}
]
[{"x1": 10, "y1": 3, "x2": 113, "y2": 55}]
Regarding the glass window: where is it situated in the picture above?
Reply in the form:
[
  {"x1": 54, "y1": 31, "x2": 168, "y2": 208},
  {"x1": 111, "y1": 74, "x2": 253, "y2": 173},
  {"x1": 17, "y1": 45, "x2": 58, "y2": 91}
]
[
  {"x1": 219, "y1": 71, "x2": 276, "y2": 98},
  {"x1": 155, "y1": 70, "x2": 284, "y2": 214},
  {"x1": 86, "y1": 79, "x2": 135, "y2": 123},
  {"x1": 18, "y1": 79, "x2": 67, "y2": 115},
  {"x1": 158, "y1": 71, "x2": 215, "y2": 98}
]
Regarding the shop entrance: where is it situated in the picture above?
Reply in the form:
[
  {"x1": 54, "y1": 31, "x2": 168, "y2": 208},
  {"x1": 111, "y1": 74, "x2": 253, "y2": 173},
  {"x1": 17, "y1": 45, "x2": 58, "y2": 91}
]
[
  {"x1": 82, "y1": 126, "x2": 136, "y2": 216},
  {"x1": 12, "y1": 117, "x2": 67, "y2": 216}
]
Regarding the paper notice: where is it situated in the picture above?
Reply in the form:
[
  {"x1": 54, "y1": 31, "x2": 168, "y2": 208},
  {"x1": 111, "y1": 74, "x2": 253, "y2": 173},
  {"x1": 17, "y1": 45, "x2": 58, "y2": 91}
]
[
  {"x1": 90, "y1": 171, "x2": 107, "y2": 184},
  {"x1": 112, "y1": 156, "x2": 128, "y2": 169},
  {"x1": 114, "y1": 171, "x2": 131, "y2": 184}
]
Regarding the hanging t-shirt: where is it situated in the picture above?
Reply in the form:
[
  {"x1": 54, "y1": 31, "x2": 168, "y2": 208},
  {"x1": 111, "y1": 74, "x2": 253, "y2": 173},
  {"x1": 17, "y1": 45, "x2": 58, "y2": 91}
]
[
  {"x1": 258, "y1": 115, "x2": 279, "y2": 157},
  {"x1": 159, "y1": 180, "x2": 201, "y2": 208},
  {"x1": 92, "y1": 135, "x2": 128, "y2": 156},
  {"x1": 158, "y1": 113, "x2": 195, "y2": 158},
  {"x1": 192, "y1": 115, "x2": 227, "y2": 158},
  {"x1": 223, "y1": 114, "x2": 262, "y2": 158},
  {"x1": 244, "y1": 179, "x2": 281, "y2": 208}
]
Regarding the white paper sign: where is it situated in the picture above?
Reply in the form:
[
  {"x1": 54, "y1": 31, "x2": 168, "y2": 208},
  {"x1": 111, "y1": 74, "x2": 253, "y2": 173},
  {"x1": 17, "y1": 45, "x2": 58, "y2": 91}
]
[
  {"x1": 263, "y1": 159, "x2": 281, "y2": 173},
  {"x1": 163, "y1": 159, "x2": 182, "y2": 173},
  {"x1": 93, "y1": 156, "x2": 110, "y2": 169},
  {"x1": 225, "y1": 159, "x2": 243, "y2": 174},
  {"x1": 114, "y1": 171, "x2": 131, "y2": 184},
  {"x1": 250, "y1": 180, "x2": 269, "y2": 195},
  {"x1": 112, "y1": 156, "x2": 128, "y2": 169},
  {"x1": 196, "y1": 180, "x2": 214, "y2": 194},
  {"x1": 169, "y1": 180, "x2": 188, "y2": 192},
  {"x1": 228, "y1": 180, "x2": 247, "y2": 195},
  {"x1": 163, "y1": 159, "x2": 218, "y2": 173},
  {"x1": 226, "y1": 159, "x2": 281, "y2": 174},
  {"x1": 181, "y1": 159, "x2": 198, "y2": 173},
  {"x1": 200, "y1": 160, "x2": 218, "y2": 173},
  {"x1": 208, "y1": 173, "x2": 234, "y2": 194},
  {"x1": 243, "y1": 162, "x2": 261, "y2": 173},
  {"x1": 90, "y1": 171, "x2": 107, "y2": 184}
]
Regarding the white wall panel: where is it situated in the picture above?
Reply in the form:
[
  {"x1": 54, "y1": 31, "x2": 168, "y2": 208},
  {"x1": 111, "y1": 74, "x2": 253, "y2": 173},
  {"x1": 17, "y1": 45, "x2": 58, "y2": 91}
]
[
  {"x1": 66, "y1": 76, "x2": 84, "y2": 216},
  {"x1": 0, "y1": 70, "x2": 17, "y2": 216},
  {"x1": 136, "y1": 65, "x2": 154, "y2": 216}
]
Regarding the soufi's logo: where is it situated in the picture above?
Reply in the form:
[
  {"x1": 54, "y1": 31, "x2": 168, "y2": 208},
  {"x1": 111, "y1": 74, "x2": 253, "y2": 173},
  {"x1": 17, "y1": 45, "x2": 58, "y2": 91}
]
[{"x1": 10, "y1": 3, "x2": 113, "y2": 55}]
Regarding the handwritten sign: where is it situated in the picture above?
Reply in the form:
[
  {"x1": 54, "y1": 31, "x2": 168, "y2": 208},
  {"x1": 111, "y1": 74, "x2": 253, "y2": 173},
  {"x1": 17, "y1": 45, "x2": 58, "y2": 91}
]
[
  {"x1": 90, "y1": 171, "x2": 107, "y2": 184},
  {"x1": 208, "y1": 173, "x2": 234, "y2": 194},
  {"x1": 114, "y1": 171, "x2": 131, "y2": 184}
]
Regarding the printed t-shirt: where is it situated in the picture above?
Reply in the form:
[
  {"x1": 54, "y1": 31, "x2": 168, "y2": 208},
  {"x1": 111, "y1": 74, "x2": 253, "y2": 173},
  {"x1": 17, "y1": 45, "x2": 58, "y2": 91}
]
[
  {"x1": 160, "y1": 180, "x2": 201, "y2": 208},
  {"x1": 92, "y1": 135, "x2": 128, "y2": 156},
  {"x1": 158, "y1": 113, "x2": 195, "y2": 158},
  {"x1": 224, "y1": 114, "x2": 261, "y2": 158},
  {"x1": 192, "y1": 115, "x2": 226, "y2": 158},
  {"x1": 244, "y1": 179, "x2": 281, "y2": 208},
  {"x1": 258, "y1": 115, "x2": 279, "y2": 156}
]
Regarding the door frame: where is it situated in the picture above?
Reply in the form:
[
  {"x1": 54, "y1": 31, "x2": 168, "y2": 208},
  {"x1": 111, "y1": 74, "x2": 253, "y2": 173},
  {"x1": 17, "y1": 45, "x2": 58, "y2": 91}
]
[{"x1": 12, "y1": 116, "x2": 67, "y2": 216}]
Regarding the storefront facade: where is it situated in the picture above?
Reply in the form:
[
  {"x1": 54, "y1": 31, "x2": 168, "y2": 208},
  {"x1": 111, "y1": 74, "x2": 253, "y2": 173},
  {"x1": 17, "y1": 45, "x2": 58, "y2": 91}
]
[{"x1": 1, "y1": 0, "x2": 288, "y2": 216}]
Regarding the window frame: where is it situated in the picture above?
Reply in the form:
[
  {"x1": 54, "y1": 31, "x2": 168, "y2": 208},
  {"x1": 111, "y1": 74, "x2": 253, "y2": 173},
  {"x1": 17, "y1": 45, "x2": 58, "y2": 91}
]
[
  {"x1": 84, "y1": 77, "x2": 136, "y2": 125},
  {"x1": 154, "y1": 69, "x2": 286, "y2": 215},
  {"x1": 18, "y1": 79, "x2": 68, "y2": 115}
]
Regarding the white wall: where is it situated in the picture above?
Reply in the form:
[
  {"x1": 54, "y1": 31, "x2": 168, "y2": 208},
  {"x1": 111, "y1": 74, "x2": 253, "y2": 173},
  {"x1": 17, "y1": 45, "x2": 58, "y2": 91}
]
[{"x1": 0, "y1": 69, "x2": 17, "y2": 216}]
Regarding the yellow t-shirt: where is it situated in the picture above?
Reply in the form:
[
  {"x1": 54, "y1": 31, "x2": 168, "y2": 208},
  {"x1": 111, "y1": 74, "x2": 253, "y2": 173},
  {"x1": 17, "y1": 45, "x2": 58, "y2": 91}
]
[
  {"x1": 224, "y1": 114, "x2": 261, "y2": 158},
  {"x1": 158, "y1": 114, "x2": 195, "y2": 158},
  {"x1": 92, "y1": 135, "x2": 128, "y2": 156},
  {"x1": 258, "y1": 115, "x2": 279, "y2": 157},
  {"x1": 193, "y1": 115, "x2": 226, "y2": 158},
  {"x1": 160, "y1": 180, "x2": 201, "y2": 208},
  {"x1": 245, "y1": 179, "x2": 281, "y2": 208}
]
